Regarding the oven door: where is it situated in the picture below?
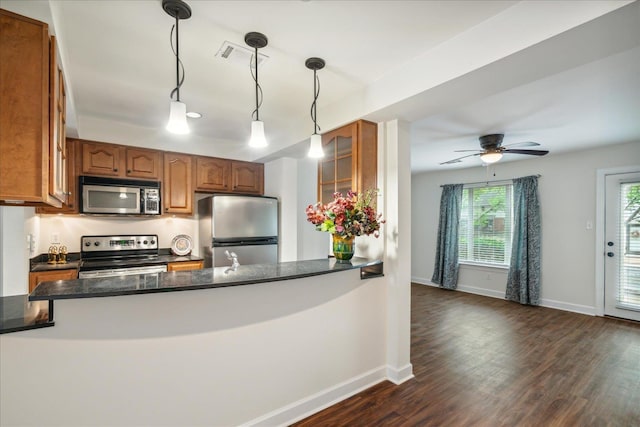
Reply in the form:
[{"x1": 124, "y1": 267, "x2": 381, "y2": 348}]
[
  {"x1": 78, "y1": 265, "x2": 167, "y2": 279},
  {"x1": 82, "y1": 184, "x2": 141, "y2": 214}
]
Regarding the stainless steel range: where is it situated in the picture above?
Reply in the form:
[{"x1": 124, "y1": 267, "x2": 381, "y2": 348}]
[{"x1": 78, "y1": 235, "x2": 167, "y2": 279}]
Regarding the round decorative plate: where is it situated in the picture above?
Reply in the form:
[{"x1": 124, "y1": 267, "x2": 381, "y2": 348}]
[{"x1": 171, "y1": 234, "x2": 193, "y2": 256}]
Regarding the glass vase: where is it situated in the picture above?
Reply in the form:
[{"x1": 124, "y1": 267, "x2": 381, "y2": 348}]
[{"x1": 332, "y1": 234, "x2": 355, "y2": 261}]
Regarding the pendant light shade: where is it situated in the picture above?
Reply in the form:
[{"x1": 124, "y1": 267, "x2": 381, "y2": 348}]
[
  {"x1": 306, "y1": 57, "x2": 325, "y2": 158},
  {"x1": 308, "y1": 134, "x2": 324, "y2": 158},
  {"x1": 246, "y1": 32, "x2": 268, "y2": 148},
  {"x1": 163, "y1": 0, "x2": 191, "y2": 134},
  {"x1": 249, "y1": 120, "x2": 267, "y2": 148},
  {"x1": 166, "y1": 101, "x2": 190, "y2": 134}
]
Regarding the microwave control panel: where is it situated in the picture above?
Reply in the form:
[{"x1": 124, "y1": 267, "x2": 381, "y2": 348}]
[{"x1": 143, "y1": 188, "x2": 160, "y2": 214}]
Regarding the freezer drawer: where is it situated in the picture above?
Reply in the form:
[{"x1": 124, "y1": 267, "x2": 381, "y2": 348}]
[{"x1": 209, "y1": 244, "x2": 278, "y2": 268}]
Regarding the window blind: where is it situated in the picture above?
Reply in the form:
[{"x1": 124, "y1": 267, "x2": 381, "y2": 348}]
[{"x1": 459, "y1": 184, "x2": 513, "y2": 265}]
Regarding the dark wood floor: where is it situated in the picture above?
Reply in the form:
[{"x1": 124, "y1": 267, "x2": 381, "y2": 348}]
[{"x1": 293, "y1": 284, "x2": 640, "y2": 426}]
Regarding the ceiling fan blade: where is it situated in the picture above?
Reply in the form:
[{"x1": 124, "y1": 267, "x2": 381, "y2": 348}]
[
  {"x1": 454, "y1": 149, "x2": 482, "y2": 153},
  {"x1": 503, "y1": 141, "x2": 540, "y2": 148},
  {"x1": 503, "y1": 149, "x2": 549, "y2": 156},
  {"x1": 440, "y1": 153, "x2": 481, "y2": 165}
]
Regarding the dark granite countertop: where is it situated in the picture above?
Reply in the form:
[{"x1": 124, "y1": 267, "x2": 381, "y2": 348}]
[
  {"x1": 0, "y1": 295, "x2": 53, "y2": 334},
  {"x1": 30, "y1": 257, "x2": 383, "y2": 301}
]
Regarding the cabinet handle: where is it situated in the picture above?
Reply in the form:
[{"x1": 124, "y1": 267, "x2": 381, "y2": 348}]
[
  {"x1": 114, "y1": 168, "x2": 118, "y2": 172},
  {"x1": 127, "y1": 170, "x2": 131, "y2": 173}
]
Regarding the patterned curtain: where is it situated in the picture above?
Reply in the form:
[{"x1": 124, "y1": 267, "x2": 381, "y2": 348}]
[
  {"x1": 432, "y1": 184, "x2": 463, "y2": 290},
  {"x1": 506, "y1": 175, "x2": 541, "y2": 305}
]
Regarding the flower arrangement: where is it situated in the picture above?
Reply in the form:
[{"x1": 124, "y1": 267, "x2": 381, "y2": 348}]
[{"x1": 306, "y1": 189, "x2": 384, "y2": 238}]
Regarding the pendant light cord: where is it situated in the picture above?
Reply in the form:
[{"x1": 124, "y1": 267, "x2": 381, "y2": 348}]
[
  {"x1": 169, "y1": 17, "x2": 185, "y2": 102},
  {"x1": 310, "y1": 70, "x2": 321, "y2": 134},
  {"x1": 250, "y1": 51, "x2": 263, "y2": 121}
]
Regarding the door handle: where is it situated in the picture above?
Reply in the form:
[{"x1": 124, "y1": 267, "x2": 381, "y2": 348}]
[{"x1": 607, "y1": 252, "x2": 614, "y2": 257}]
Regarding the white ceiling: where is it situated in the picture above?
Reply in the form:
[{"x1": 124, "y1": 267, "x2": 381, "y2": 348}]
[{"x1": 1, "y1": 0, "x2": 638, "y2": 172}]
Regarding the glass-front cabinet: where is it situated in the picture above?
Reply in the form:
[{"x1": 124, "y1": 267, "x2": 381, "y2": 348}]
[{"x1": 317, "y1": 120, "x2": 377, "y2": 205}]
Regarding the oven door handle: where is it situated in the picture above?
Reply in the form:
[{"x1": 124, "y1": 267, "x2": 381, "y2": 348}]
[{"x1": 79, "y1": 265, "x2": 167, "y2": 279}]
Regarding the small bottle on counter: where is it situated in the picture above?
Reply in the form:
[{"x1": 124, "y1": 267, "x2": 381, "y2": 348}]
[
  {"x1": 47, "y1": 246, "x2": 58, "y2": 264},
  {"x1": 58, "y1": 245, "x2": 68, "y2": 264}
]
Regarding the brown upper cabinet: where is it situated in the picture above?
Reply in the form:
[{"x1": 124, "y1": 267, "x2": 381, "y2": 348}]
[
  {"x1": 195, "y1": 157, "x2": 264, "y2": 195},
  {"x1": 81, "y1": 140, "x2": 162, "y2": 181},
  {"x1": 195, "y1": 156, "x2": 231, "y2": 192},
  {"x1": 231, "y1": 161, "x2": 264, "y2": 195},
  {"x1": 164, "y1": 152, "x2": 193, "y2": 215},
  {"x1": 0, "y1": 9, "x2": 67, "y2": 207},
  {"x1": 126, "y1": 147, "x2": 162, "y2": 180},
  {"x1": 317, "y1": 120, "x2": 377, "y2": 205}
]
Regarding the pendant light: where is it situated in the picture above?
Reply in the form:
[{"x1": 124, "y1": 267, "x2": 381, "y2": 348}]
[
  {"x1": 245, "y1": 32, "x2": 268, "y2": 148},
  {"x1": 306, "y1": 57, "x2": 325, "y2": 158},
  {"x1": 163, "y1": 0, "x2": 191, "y2": 134}
]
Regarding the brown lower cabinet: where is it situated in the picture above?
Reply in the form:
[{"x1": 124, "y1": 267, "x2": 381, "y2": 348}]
[
  {"x1": 167, "y1": 260, "x2": 204, "y2": 272},
  {"x1": 29, "y1": 269, "x2": 77, "y2": 293}
]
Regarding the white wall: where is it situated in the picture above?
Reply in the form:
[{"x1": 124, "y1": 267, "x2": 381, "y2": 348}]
[
  {"x1": 0, "y1": 207, "x2": 35, "y2": 296},
  {"x1": 296, "y1": 158, "x2": 330, "y2": 261},
  {"x1": 264, "y1": 157, "x2": 299, "y2": 262},
  {"x1": 411, "y1": 141, "x2": 640, "y2": 314}
]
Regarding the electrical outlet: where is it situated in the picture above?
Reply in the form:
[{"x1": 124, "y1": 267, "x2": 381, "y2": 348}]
[{"x1": 51, "y1": 233, "x2": 60, "y2": 244}]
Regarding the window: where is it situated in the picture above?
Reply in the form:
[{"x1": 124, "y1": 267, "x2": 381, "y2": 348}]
[{"x1": 459, "y1": 184, "x2": 513, "y2": 265}]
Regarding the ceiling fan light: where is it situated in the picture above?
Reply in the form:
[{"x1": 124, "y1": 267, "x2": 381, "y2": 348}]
[
  {"x1": 308, "y1": 134, "x2": 324, "y2": 158},
  {"x1": 166, "y1": 101, "x2": 190, "y2": 134},
  {"x1": 249, "y1": 120, "x2": 267, "y2": 148},
  {"x1": 480, "y1": 151, "x2": 503, "y2": 164}
]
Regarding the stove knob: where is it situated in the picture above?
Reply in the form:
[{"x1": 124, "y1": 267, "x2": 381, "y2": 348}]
[
  {"x1": 143, "y1": 240, "x2": 148, "y2": 245},
  {"x1": 94, "y1": 242, "x2": 100, "y2": 247},
  {"x1": 85, "y1": 241, "x2": 91, "y2": 247},
  {"x1": 150, "y1": 240, "x2": 155, "y2": 245}
]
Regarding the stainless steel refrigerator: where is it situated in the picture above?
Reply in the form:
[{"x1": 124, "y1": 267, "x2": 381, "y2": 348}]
[{"x1": 198, "y1": 195, "x2": 279, "y2": 268}]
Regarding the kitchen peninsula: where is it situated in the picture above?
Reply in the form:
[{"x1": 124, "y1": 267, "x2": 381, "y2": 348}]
[{"x1": 1, "y1": 257, "x2": 387, "y2": 426}]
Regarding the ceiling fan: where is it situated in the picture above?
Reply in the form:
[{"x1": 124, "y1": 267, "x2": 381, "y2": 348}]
[{"x1": 440, "y1": 134, "x2": 549, "y2": 165}]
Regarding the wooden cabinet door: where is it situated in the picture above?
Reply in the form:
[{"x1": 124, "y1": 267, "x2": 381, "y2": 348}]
[
  {"x1": 164, "y1": 153, "x2": 193, "y2": 214},
  {"x1": 167, "y1": 261, "x2": 204, "y2": 272},
  {"x1": 0, "y1": 10, "x2": 62, "y2": 207},
  {"x1": 49, "y1": 36, "x2": 67, "y2": 204},
  {"x1": 126, "y1": 147, "x2": 161, "y2": 180},
  {"x1": 29, "y1": 269, "x2": 77, "y2": 293},
  {"x1": 231, "y1": 161, "x2": 264, "y2": 195},
  {"x1": 317, "y1": 120, "x2": 377, "y2": 205},
  {"x1": 318, "y1": 122, "x2": 357, "y2": 204},
  {"x1": 195, "y1": 156, "x2": 231, "y2": 192},
  {"x1": 36, "y1": 139, "x2": 79, "y2": 214},
  {"x1": 82, "y1": 142, "x2": 123, "y2": 177}
]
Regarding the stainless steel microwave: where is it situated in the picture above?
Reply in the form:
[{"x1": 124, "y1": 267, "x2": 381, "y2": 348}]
[{"x1": 79, "y1": 176, "x2": 161, "y2": 215}]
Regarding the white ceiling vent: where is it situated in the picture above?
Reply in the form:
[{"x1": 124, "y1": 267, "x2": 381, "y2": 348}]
[{"x1": 215, "y1": 41, "x2": 269, "y2": 68}]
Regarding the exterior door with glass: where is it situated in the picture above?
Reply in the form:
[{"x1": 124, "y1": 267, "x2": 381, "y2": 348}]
[{"x1": 604, "y1": 172, "x2": 640, "y2": 321}]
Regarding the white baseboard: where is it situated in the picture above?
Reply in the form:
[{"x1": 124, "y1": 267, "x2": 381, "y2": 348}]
[
  {"x1": 411, "y1": 275, "x2": 596, "y2": 316},
  {"x1": 242, "y1": 366, "x2": 388, "y2": 427},
  {"x1": 386, "y1": 363, "x2": 414, "y2": 385},
  {"x1": 411, "y1": 276, "x2": 434, "y2": 286},
  {"x1": 539, "y1": 298, "x2": 596, "y2": 316},
  {"x1": 457, "y1": 284, "x2": 505, "y2": 299}
]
